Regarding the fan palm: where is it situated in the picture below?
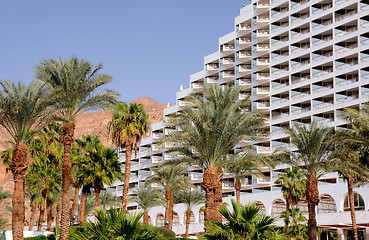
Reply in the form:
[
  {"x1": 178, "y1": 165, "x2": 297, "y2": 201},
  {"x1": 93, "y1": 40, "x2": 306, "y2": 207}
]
[
  {"x1": 175, "y1": 188, "x2": 205, "y2": 238},
  {"x1": 162, "y1": 84, "x2": 264, "y2": 230},
  {"x1": 0, "y1": 80, "x2": 53, "y2": 240},
  {"x1": 132, "y1": 186, "x2": 165, "y2": 224},
  {"x1": 107, "y1": 102, "x2": 150, "y2": 210},
  {"x1": 99, "y1": 191, "x2": 121, "y2": 210},
  {"x1": 146, "y1": 164, "x2": 191, "y2": 229},
  {"x1": 281, "y1": 122, "x2": 334, "y2": 240},
  {"x1": 201, "y1": 199, "x2": 284, "y2": 240},
  {"x1": 35, "y1": 56, "x2": 118, "y2": 239}
]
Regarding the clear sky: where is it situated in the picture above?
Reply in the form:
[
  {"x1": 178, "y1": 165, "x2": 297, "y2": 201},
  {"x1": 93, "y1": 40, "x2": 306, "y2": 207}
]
[{"x1": 1, "y1": 0, "x2": 249, "y2": 104}]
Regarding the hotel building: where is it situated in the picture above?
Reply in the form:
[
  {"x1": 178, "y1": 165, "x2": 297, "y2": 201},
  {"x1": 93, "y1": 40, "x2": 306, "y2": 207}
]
[{"x1": 108, "y1": 0, "x2": 369, "y2": 238}]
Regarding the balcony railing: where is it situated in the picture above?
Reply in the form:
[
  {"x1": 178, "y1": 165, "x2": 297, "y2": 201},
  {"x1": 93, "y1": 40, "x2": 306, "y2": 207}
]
[
  {"x1": 257, "y1": 177, "x2": 272, "y2": 184},
  {"x1": 291, "y1": 90, "x2": 310, "y2": 99},
  {"x1": 312, "y1": 52, "x2": 333, "y2": 61},
  {"x1": 206, "y1": 64, "x2": 219, "y2": 70},
  {"x1": 256, "y1": 73, "x2": 270, "y2": 79},
  {"x1": 152, "y1": 133, "x2": 163, "y2": 139},
  {"x1": 238, "y1": 38, "x2": 251, "y2": 44},
  {"x1": 291, "y1": 13, "x2": 309, "y2": 24},
  {"x1": 291, "y1": 106, "x2": 311, "y2": 115},
  {"x1": 336, "y1": 77, "x2": 358, "y2": 86},
  {"x1": 238, "y1": 51, "x2": 252, "y2": 58},
  {"x1": 273, "y1": 83, "x2": 288, "y2": 89},
  {"x1": 223, "y1": 71, "x2": 235, "y2": 78},
  {"x1": 336, "y1": 26, "x2": 358, "y2": 37},
  {"x1": 191, "y1": 173, "x2": 203, "y2": 181},
  {"x1": 239, "y1": 93, "x2": 248, "y2": 100},
  {"x1": 291, "y1": 0, "x2": 309, "y2": 9},
  {"x1": 223, "y1": 182, "x2": 235, "y2": 188},
  {"x1": 313, "y1": 85, "x2": 333, "y2": 93},
  {"x1": 336, "y1": 60, "x2": 358, "y2": 70},
  {"x1": 312, "y1": 68, "x2": 333, "y2": 77},
  {"x1": 272, "y1": 97, "x2": 289, "y2": 104},
  {"x1": 312, "y1": 19, "x2": 333, "y2": 30},
  {"x1": 291, "y1": 29, "x2": 309, "y2": 38},
  {"x1": 291, "y1": 59, "x2": 310, "y2": 68},
  {"x1": 272, "y1": 113, "x2": 289, "y2": 120},
  {"x1": 192, "y1": 83, "x2": 203, "y2": 89},
  {"x1": 257, "y1": 102, "x2": 270, "y2": 108},
  {"x1": 335, "y1": 9, "x2": 358, "y2": 22},
  {"x1": 256, "y1": 146, "x2": 271, "y2": 154},
  {"x1": 257, "y1": 30, "x2": 270, "y2": 36},
  {"x1": 238, "y1": 65, "x2": 252, "y2": 72},
  {"x1": 314, "y1": 100, "x2": 334, "y2": 109},
  {"x1": 312, "y1": 35, "x2": 333, "y2": 46},
  {"x1": 222, "y1": 45, "x2": 235, "y2": 51},
  {"x1": 240, "y1": 179, "x2": 252, "y2": 186},
  {"x1": 256, "y1": 87, "x2": 270, "y2": 94},
  {"x1": 291, "y1": 76, "x2": 310, "y2": 84},
  {"x1": 206, "y1": 77, "x2": 218, "y2": 83},
  {"x1": 336, "y1": 94, "x2": 359, "y2": 103},
  {"x1": 312, "y1": 4, "x2": 332, "y2": 14}
]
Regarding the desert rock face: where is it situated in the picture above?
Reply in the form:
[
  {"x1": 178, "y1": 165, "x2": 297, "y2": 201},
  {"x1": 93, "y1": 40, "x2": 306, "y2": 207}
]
[{"x1": 0, "y1": 97, "x2": 166, "y2": 226}]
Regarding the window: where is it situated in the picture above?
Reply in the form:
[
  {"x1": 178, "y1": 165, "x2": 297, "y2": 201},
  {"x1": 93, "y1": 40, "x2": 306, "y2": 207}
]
[
  {"x1": 318, "y1": 194, "x2": 336, "y2": 213},
  {"x1": 156, "y1": 214, "x2": 164, "y2": 227},
  {"x1": 271, "y1": 199, "x2": 286, "y2": 217},
  {"x1": 344, "y1": 192, "x2": 365, "y2": 211}
]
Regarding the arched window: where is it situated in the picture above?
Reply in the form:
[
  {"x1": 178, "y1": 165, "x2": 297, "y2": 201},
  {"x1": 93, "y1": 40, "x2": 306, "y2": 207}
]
[
  {"x1": 156, "y1": 214, "x2": 164, "y2": 227},
  {"x1": 190, "y1": 211, "x2": 195, "y2": 224},
  {"x1": 297, "y1": 200, "x2": 308, "y2": 213},
  {"x1": 255, "y1": 201, "x2": 266, "y2": 215},
  {"x1": 318, "y1": 194, "x2": 337, "y2": 213},
  {"x1": 199, "y1": 210, "x2": 204, "y2": 224},
  {"x1": 271, "y1": 199, "x2": 286, "y2": 217},
  {"x1": 344, "y1": 192, "x2": 365, "y2": 211},
  {"x1": 173, "y1": 212, "x2": 180, "y2": 225}
]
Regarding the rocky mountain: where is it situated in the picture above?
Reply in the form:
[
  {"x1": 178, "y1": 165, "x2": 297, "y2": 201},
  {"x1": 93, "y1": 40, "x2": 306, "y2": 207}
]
[{"x1": 0, "y1": 97, "x2": 167, "y2": 225}]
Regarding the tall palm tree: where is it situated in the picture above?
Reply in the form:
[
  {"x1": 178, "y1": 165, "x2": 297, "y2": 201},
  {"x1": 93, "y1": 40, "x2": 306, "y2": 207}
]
[
  {"x1": 175, "y1": 188, "x2": 205, "y2": 238},
  {"x1": 162, "y1": 84, "x2": 264, "y2": 230},
  {"x1": 146, "y1": 164, "x2": 191, "y2": 229},
  {"x1": 107, "y1": 102, "x2": 150, "y2": 210},
  {"x1": 224, "y1": 148, "x2": 264, "y2": 203},
  {"x1": 132, "y1": 186, "x2": 165, "y2": 224},
  {"x1": 35, "y1": 57, "x2": 118, "y2": 240},
  {"x1": 202, "y1": 199, "x2": 283, "y2": 240},
  {"x1": 282, "y1": 122, "x2": 335, "y2": 240},
  {"x1": 274, "y1": 166, "x2": 306, "y2": 226},
  {"x1": 0, "y1": 80, "x2": 52, "y2": 240}
]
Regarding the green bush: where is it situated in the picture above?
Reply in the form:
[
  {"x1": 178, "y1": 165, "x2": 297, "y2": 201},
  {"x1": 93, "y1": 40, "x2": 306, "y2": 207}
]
[
  {"x1": 24, "y1": 234, "x2": 55, "y2": 240},
  {"x1": 156, "y1": 227, "x2": 176, "y2": 238}
]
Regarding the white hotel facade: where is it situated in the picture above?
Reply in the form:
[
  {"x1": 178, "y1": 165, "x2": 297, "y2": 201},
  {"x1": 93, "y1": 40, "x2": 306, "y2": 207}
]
[{"x1": 108, "y1": 0, "x2": 369, "y2": 238}]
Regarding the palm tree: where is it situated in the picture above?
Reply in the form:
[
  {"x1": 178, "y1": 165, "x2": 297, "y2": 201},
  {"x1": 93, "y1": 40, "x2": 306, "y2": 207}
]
[
  {"x1": 280, "y1": 206, "x2": 307, "y2": 240},
  {"x1": 0, "y1": 80, "x2": 52, "y2": 240},
  {"x1": 281, "y1": 122, "x2": 335, "y2": 240},
  {"x1": 175, "y1": 188, "x2": 205, "y2": 238},
  {"x1": 35, "y1": 57, "x2": 118, "y2": 240},
  {"x1": 201, "y1": 199, "x2": 284, "y2": 240},
  {"x1": 132, "y1": 186, "x2": 164, "y2": 225},
  {"x1": 162, "y1": 84, "x2": 264, "y2": 230},
  {"x1": 107, "y1": 102, "x2": 150, "y2": 211},
  {"x1": 146, "y1": 164, "x2": 191, "y2": 229},
  {"x1": 98, "y1": 191, "x2": 121, "y2": 210},
  {"x1": 224, "y1": 148, "x2": 265, "y2": 203},
  {"x1": 274, "y1": 166, "x2": 306, "y2": 227}
]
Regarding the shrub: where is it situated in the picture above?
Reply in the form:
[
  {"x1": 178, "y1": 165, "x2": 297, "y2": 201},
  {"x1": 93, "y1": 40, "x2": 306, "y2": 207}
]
[
  {"x1": 24, "y1": 235, "x2": 55, "y2": 240},
  {"x1": 156, "y1": 227, "x2": 176, "y2": 238}
]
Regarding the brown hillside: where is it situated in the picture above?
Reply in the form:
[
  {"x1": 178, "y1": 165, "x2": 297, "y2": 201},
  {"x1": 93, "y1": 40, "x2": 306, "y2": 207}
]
[{"x1": 0, "y1": 97, "x2": 166, "y2": 225}]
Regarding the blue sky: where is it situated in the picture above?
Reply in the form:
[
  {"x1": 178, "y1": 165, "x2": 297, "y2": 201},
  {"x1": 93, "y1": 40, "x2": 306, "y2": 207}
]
[{"x1": 1, "y1": 1, "x2": 248, "y2": 104}]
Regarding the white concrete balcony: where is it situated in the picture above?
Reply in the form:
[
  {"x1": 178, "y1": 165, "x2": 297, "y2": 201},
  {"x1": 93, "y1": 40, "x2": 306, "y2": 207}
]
[
  {"x1": 257, "y1": 2, "x2": 270, "y2": 10},
  {"x1": 257, "y1": 30, "x2": 270, "y2": 40},
  {"x1": 336, "y1": 94, "x2": 359, "y2": 103},
  {"x1": 256, "y1": 58, "x2": 269, "y2": 66},
  {"x1": 237, "y1": 79, "x2": 251, "y2": 87},
  {"x1": 272, "y1": 113, "x2": 289, "y2": 120},
  {"x1": 238, "y1": 37, "x2": 251, "y2": 46},
  {"x1": 312, "y1": 85, "x2": 333, "y2": 94},
  {"x1": 190, "y1": 173, "x2": 203, "y2": 182},
  {"x1": 257, "y1": 176, "x2": 272, "y2": 184},
  {"x1": 335, "y1": 26, "x2": 358, "y2": 38},
  {"x1": 163, "y1": 153, "x2": 175, "y2": 161},
  {"x1": 237, "y1": 24, "x2": 252, "y2": 33},
  {"x1": 152, "y1": 144, "x2": 162, "y2": 152},
  {"x1": 151, "y1": 156, "x2": 163, "y2": 164},
  {"x1": 256, "y1": 102, "x2": 270, "y2": 110},
  {"x1": 164, "y1": 128, "x2": 176, "y2": 135},
  {"x1": 240, "y1": 178, "x2": 252, "y2": 187},
  {"x1": 178, "y1": 100, "x2": 188, "y2": 107},
  {"x1": 151, "y1": 183, "x2": 162, "y2": 189},
  {"x1": 222, "y1": 182, "x2": 235, "y2": 190},
  {"x1": 336, "y1": 60, "x2": 358, "y2": 71},
  {"x1": 222, "y1": 44, "x2": 235, "y2": 52},
  {"x1": 291, "y1": 91, "x2": 310, "y2": 100},
  {"x1": 257, "y1": 44, "x2": 269, "y2": 52},
  {"x1": 257, "y1": 16, "x2": 269, "y2": 26},
  {"x1": 192, "y1": 83, "x2": 203, "y2": 90},
  {"x1": 206, "y1": 64, "x2": 219, "y2": 73},
  {"x1": 239, "y1": 93, "x2": 248, "y2": 100},
  {"x1": 313, "y1": 101, "x2": 334, "y2": 110},
  {"x1": 164, "y1": 142, "x2": 176, "y2": 148},
  {"x1": 152, "y1": 132, "x2": 163, "y2": 139},
  {"x1": 335, "y1": 9, "x2": 357, "y2": 22},
  {"x1": 222, "y1": 58, "x2": 235, "y2": 66},
  {"x1": 237, "y1": 65, "x2": 251, "y2": 74},
  {"x1": 222, "y1": 71, "x2": 235, "y2": 79},
  {"x1": 312, "y1": 3, "x2": 332, "y2": 15},
  {"x1": 291, "y1": 106, "x2": 311, "y2": 115},
  {"x1": 256, "y1": 146, "x2": 271, "y2": 155},
  {"x1": 206, "y1": 77, "x2": 218, "y2": 84},
  {"x1": 238, "y1": 51, "x2": 252, "y2": 59},
  {"x1": 256, "y1": 87, "x2": 270, "y2": 95},
  {"x1": 256, "y1": 73, "x2": 270, "y2": 83}
]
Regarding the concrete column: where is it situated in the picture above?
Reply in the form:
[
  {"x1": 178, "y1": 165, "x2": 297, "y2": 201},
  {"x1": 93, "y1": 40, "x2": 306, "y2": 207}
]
[
  {"x1": 365, "y1": 227, "x2": 369, "y2": 240},
  {"x1": 337, "y1": 228, "x2": 344, "y2": 240}
]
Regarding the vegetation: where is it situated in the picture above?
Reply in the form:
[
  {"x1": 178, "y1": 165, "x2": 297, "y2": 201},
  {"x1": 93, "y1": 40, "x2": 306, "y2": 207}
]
[
  {"x1": 35, "y1": 56, "x2": 118, "y2": 240},
  {"x1": 132, "y1": 186, "x2": 165, "y2": 224},
  {"x1": 107, "y1": 102, "x2": 150, "y2": 210},
  {"x1": 162, "y1": 84, "x2": 264, "y2": 230},
  {"x1": 201, "y1": 199, "x2": 284, "y2": 240}
]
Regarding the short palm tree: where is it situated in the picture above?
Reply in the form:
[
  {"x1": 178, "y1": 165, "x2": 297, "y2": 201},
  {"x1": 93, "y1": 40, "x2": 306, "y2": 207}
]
[
  {"x1": 162, "y1": 84, "x2": 264, "y2": 230},
  {"x1": 175, "y1": 188, "x2": 205, "y2": 238},
  {"x1": 282, "y1": 122, "x2": 334, "y2": 240},
  {"x1": 0, "y1": 80, "x2": 52, "y2": 240},
  {"x1": 107, "y1": 102, "x2": 150, "y2": 211},
  {"x1": 224, "y1": 148, "x2": 265, "y2": 203},
  {"x1": 132, "y1": 186, "x2": 165, "y2": 224},
  {"x1": 201, "y1": 199, "x2": 284, "y2": 240},
  {"x1": 146, "y1": 164, "x2": 191, "y2": 229},
  {"x1": 35, "y1": 56, "x2": 118, "y2": 239}
]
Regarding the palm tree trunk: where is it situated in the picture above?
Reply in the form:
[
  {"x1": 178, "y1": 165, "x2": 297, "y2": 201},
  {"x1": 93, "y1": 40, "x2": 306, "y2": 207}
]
[
  {"x1": 95, "y1": 189, "x2": 101, "y2": 210},
  {"x1": 164, "y1": 188, "x2": 172, "y2": 228},
  {"x1": 70, "y1": 184, "x2": 79, "y2": 223},
  {"x1": 202, "y1": 165, "x2": 223, "y2": 232},
  {"x1": 347, "y1": 178, "x2": 358, "y2": 240},
  {"x1": 47, "y1": 204, "x2": 52, "y2": 230},
  {"x1": 29, "y1": 203, "x2": 37, "y2": 231},
  {"x1": 79, "y1": 192, "x2": 86, "y2": 222},
  {"x1": 10, "y1": 142, "x2": 28, "y2": 240},
  {"x1": 143, "y1": 211, "x2": 149, "y2": 225},
  {"x1": 306, "y1": 175, "x2": 319, "y2": 240},
  {"x1": 56, "y1": 203, "x2": 61, "y2": 228},
  {"x1": 235, "y1": 179, "x2": 241, "y2": 203},
  {"x1": 169, "y1": 194, "x2": 174, "y2": 229},
  {"x1": 60, "y1": 122, "x2": 75, "y2": 240},
  {"x1": 185, "y1": 209, "x2": 191, "y2": 238},
  {"x1": 122, "y1": 144, "x2": 132, "y2": 211},
  {"x1": 37, "y1": 205, "x2": 45, "y2": 231}
]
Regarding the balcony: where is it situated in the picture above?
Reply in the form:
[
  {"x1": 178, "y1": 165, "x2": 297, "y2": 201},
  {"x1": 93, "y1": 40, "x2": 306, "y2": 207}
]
[
  {"x1": 290, "y1": 59, "x2": 310, "y2": 69},
  {"x1": 291, "y1": 13, "x2": 309, "y2": 24},
  {"x1": 256, "y1": 87, "x2": 270, "y2": 95},
  {"x1": 237, "y1": 79, "x2": 251, "y2": 87},
  {"x1": 312, "y1": 68, "x2": 333, "y2": 78},
  {"x1": 256, "y1": 73, "x2": 270, "y2": 82},
  {"x1": 290, "y1": 0, "x2": 309, "y2": 9},
  {"x1": 336, "y1": 60, "x2": 358, "y2": 71},
  {"x1": 272, "y1": 113, "x2": 289, "y2": 120},
  {"x1": 222, "y1": 58, "x2": 235, "y2": 66},
  {"x1": 290, "y1": 29, "x2": 309, "y2": 38},
  {"x1": 256, "y1": 146, "x2": 271, "y2": 155},
  {"x1": 222, "y1": 71, "x2": 235, "y2": 79},
  {"x1": 335, "y1": 9, "x2": 358, "y2": 22},
  {"x1": 256, "y1": 102, "x2": 270, "y2": 110},
  {"x1": 256, "y1": 58, "x2": 269, "y2": 68},
  {"x1": 190, "y1": 173, "x2": 203, "y2": 182},
  {"x1": 151, "y1": 156, "x2": 162, "y2": 164},
  {"x1": 313, "y1": 84, "x2": 333, "y2": 93},
  {"x1": 312, "y1": 52, "x2": 333, "y2": 62},
  {"x1": 163, "y1": 153, "x2": 175, "y2": 161},
  {"x1": 336, "y1": 77, "x2": 358, "y2": 86},
  {"x1": 222, "y1": 182, "x2": 235, "y2": 189},
  {"x1": 257, "y1": 44, "x2": 270, "y2": 52},
  {"x1": 240, "y1": 178, "x2": 253, "y2": 186},
  {"x1": 206, "y1": 64, "x2": 219, "y2": 73},
  {"x1": 312, "y1": 19, "x2": 333, "y2": 30},
  {"x1": 312, "y1": 3, "x2": 332, "y2": 15},
  {"x1": 238, "y1": 37, "x2": 252, "y2": 46},
  {"x1": 192, "y1": 83, "x2": 203, "y2": 90},
  {"x1": 239, "y1": 93, "x2": 249, "y2": 100},
  {"x1": 335, "y1": 26, "x2": 358, "y2": 38},
  {"x1": 313, "y1": 100, "x2": 334, "y2": 109},
  {"x1": 178, "y1": 100, "x2": 188, "y2": 107},
  {"x1": 237, "y1": 65, "x2": 251, "y2": 74},
  {"x1": 257, "y1": 30, "x2": 270, "y2": 40},
  {"x1": 238, "y1": 51, "x2": 252, "y2": 59},
  {"x1": 312, "y1": 35, "x2": 333, "y2": 46},
  {"x1": 257, "y1": 177, "x2": 272, "y2": 184},
  {"x1": 257, "y1": 16, "x2": 269, "y2": 26},
  {"x1": 237, "y1": 24, "x2": 252, "y2": 33},
  {"x1": 336, "y1": 94, "x2": 359, "y2": 103},
  {"x1": 222, "y1": 44, "x2": 235, "y2": 52},
  {"x1": 291, "y1": 90, "x2": 310, "y2": 99},
  {"x1": 206, "y1": 77, "x2": 218, "y2": 84},
  {"x1": 257, "y1": 2, "x2": 269, "y2": 11},
  {"x1": 291, "y1": 106, "x2": 311, "y2": 115},
  {"x1": 152, "y1": 144, "x2": 162, "y2": 152}
]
